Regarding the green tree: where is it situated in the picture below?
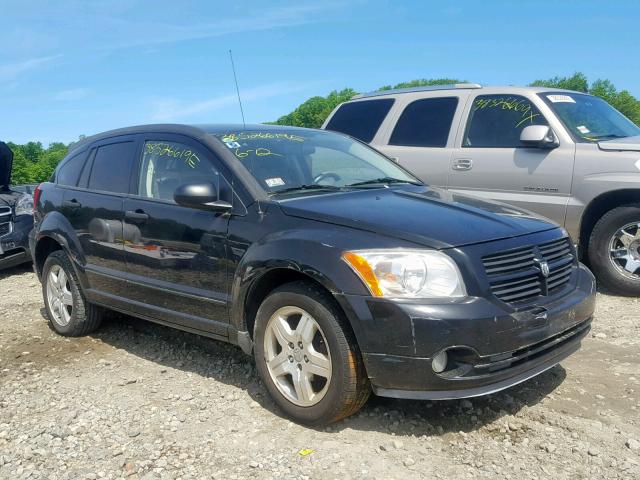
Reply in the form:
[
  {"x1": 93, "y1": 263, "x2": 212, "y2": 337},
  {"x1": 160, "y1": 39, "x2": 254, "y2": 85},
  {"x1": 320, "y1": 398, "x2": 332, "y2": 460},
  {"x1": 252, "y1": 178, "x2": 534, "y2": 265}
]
[
  {"x1": 274, "y1": 88, "x2": 357, "y2": 128},
  {"x1": 530, "y1": 73, "x2": 640, "y2": 125},
  {"x1": 530, "y1": 72, "x2": 589, "y2": 92}
]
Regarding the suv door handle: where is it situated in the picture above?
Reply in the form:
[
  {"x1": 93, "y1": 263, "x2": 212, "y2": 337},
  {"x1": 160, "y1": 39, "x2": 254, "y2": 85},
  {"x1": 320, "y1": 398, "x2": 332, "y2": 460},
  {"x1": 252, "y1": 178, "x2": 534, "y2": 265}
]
[
  {"x1": 452, "y1": 158, "x2": 473, "y2": 171},
  {"x1": 125, "y1": 210, "x2": 149, "y2": 222},
  {"x1": 63, "y1": 199, "x2": 82, "y2": 209}
]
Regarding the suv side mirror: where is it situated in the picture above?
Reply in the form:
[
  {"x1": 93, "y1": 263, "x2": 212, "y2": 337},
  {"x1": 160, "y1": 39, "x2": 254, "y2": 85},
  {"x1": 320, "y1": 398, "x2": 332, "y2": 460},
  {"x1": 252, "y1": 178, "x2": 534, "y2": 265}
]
[
  {"x1": 174, "y1": 182, "x2": 232, "y2": 212},
  {"x1": 520, "y1": 125, "x2": 559, "y2": 149}
]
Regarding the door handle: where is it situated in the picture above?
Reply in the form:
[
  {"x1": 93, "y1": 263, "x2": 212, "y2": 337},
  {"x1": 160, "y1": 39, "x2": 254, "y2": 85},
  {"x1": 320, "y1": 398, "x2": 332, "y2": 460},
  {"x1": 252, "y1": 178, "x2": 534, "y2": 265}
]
[
  {"x1": 63, "y1": 199, "x2": 82, "y2": 209},
  {"x1": 452, "y1": 158, "x2": 473, "y2": 171},
  {"x1": 125, "y1": 210, "x2": 149, "y2": 222}
]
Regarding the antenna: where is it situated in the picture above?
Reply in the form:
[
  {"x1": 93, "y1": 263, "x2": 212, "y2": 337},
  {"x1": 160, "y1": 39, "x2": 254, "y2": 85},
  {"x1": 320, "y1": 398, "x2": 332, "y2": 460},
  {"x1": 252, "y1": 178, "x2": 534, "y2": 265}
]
[{"x1": 229, "y1": 49, "x2": 246, "y2": 127}]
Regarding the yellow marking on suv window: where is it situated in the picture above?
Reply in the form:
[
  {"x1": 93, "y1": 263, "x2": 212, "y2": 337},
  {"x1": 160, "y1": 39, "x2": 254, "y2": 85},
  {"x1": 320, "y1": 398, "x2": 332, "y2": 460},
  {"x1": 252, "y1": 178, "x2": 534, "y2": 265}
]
[{"x1": 473, "y1": 97, "x2": 541, "y2": 128}]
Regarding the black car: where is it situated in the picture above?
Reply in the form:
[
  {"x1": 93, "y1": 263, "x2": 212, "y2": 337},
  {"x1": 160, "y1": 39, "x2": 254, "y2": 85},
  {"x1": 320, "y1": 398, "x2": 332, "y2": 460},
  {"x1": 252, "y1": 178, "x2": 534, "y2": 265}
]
[
  {"x1": 30, "y1": 124, "x2": 596, "y2": 425},
  {"x1": 0, "y1": 142, "x2": 34, "y2": 270}
]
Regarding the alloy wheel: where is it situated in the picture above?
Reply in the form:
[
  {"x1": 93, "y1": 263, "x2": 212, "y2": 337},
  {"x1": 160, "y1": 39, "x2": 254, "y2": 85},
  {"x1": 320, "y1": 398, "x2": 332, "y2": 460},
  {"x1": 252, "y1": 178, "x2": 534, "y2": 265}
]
[
  {"x1": 609, "y1": 222, "x2": 640, "y2": 280},
  {"x1": 46, "y1": 264, "x2": 73, "y2": 326},
  {"x1": 263, "y1": 306, "x2": 332, "y2": 407}
]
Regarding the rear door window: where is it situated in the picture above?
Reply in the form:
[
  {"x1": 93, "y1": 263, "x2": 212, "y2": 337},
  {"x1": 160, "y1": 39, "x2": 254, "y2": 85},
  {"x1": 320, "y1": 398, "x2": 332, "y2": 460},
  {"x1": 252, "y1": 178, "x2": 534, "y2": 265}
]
[
  {"x1": 88, "y1": 141, "x2": 137, "y2": 194},
  {"x1": 389, "y1": 97, "x2": 458, "y2": 147},
  {"x1": 325, "y1": 99, "x2": 394, "y2": 142},
  {"x1": 56, "y1": 151, "x2": 87, "y2": 186},
  {"x1": 463, "y1": 94, "x2": 548, "y2": 148}
]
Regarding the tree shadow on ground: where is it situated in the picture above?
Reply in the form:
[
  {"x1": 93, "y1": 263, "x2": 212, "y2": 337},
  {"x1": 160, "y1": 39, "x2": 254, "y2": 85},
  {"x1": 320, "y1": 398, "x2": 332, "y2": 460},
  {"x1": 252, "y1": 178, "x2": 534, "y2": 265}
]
[{"x1": 73, "y1": 311, "x2": 567, "y2": 437}]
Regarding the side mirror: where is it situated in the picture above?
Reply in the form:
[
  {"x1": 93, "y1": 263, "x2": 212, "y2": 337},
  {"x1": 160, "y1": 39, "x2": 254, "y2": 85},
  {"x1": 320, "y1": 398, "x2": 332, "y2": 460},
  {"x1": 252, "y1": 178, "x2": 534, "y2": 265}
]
[
  {"x1": 520, "y1": 125, "x2": 559, "y2": 149},
  {"x1": 174, "y1": 182, "x2": 232, "y2": 212}
]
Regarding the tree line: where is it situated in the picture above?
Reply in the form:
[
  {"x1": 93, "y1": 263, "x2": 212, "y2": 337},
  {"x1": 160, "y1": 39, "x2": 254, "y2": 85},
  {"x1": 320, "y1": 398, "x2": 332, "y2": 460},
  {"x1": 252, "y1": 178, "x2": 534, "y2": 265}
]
[{"x1": 6, "y1": 73, "x2": 640, "y2": 186}]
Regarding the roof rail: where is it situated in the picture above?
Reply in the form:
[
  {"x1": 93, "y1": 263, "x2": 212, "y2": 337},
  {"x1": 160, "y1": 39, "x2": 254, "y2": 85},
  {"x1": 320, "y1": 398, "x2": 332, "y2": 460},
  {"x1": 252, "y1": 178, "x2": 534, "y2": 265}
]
[{"x1": 353, "y1": 83, "x2": 482, "y2": 99}]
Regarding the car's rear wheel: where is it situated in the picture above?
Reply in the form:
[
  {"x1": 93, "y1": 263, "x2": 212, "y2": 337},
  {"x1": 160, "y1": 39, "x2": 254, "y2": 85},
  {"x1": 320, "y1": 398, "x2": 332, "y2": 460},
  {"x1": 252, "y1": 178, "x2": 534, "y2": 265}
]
[
  {"x1": 253, "y1": 281, "x2": 370, "y2": 425},
  {"x1": 42, "y1": 250, "x2": 103, "y2": 336},
  {"x1": 588, "y1": 204, "x2": 640, "y2": 295}
]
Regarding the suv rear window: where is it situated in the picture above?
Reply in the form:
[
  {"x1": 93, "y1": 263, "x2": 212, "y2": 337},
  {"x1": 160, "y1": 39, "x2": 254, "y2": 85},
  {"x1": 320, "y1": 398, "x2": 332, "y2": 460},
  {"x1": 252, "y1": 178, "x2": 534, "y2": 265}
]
[
  {"x1": 88, "y1": 141, "x2": 137, "y2": 194},
  {"x1": 389, "y1": 97, "x2": 458, "y2": 147},
  {"x1": 325, "y1": 99, "x2": 394, "y2": 142}
]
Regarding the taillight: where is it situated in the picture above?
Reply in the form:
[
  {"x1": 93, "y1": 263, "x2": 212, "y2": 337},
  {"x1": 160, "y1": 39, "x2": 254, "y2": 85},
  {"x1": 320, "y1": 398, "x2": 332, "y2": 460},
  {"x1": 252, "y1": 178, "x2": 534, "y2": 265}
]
[{"x1": 33, "y1": 183, "x2": 43, "y2": 215}]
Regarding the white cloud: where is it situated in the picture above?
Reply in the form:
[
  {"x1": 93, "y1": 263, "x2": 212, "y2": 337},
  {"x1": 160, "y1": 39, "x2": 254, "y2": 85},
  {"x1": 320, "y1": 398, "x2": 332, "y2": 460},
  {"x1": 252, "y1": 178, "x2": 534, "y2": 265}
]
[
  {"x1": 150, "y1": 82, "x2": 316, "y2": 122},
  {"x1": 0, "y1": 54, "x2": 62, "y2": 82},
  {"x1": 53, "y1": 88, "x2": 91, "y2": 101}
]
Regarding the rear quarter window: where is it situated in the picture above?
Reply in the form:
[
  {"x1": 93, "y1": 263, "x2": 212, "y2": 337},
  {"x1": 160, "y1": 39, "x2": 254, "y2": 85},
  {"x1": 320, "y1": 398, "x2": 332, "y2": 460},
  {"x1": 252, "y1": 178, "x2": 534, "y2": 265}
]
[
  {"x1": 325, "y1": 99, "x2": 394, "y2": 142},
  {"x1": 56, "y1": 151, "x2": 87, "y2": 187}
]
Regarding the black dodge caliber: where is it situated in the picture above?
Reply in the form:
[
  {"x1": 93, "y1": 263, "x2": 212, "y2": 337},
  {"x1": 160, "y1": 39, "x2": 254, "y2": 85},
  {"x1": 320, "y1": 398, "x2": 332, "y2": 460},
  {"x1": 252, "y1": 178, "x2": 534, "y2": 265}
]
[{"x1": 31, "y1": 124, "x2": 596, "y2": 425}]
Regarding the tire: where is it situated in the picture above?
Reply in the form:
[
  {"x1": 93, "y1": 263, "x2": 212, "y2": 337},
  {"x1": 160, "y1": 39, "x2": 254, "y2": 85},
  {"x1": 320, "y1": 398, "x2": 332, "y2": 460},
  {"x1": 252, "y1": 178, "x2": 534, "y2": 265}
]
[
  {"x1": 588, "y1": 204, "x2": 640, "y2": 296},
  {"x1": 253, "y1": 281, "x2": 370, "y2": 425},
  {"x1": 42, "y1": 250, "x2": 103, "y2": 336}
]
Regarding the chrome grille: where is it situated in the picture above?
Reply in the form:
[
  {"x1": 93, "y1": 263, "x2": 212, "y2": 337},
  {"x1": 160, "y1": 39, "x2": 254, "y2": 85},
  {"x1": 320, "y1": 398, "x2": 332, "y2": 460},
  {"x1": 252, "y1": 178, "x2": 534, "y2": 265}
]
[
  {"x1": 0, "y1": 222, "x2": 10, "y2": 237},
  {"x1": 0, "y1": 206, "x2": 10, "y2": 218},
  {"x1": 483, "y1": 237, "x2": 575, "y2": 304}
]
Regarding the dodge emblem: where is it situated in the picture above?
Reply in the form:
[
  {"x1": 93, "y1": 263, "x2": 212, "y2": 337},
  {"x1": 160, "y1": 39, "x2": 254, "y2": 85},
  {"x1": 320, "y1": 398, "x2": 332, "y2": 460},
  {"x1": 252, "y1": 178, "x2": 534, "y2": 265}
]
[{"x1": 540, "y1": 261, "x2": 550, "y2": 277}]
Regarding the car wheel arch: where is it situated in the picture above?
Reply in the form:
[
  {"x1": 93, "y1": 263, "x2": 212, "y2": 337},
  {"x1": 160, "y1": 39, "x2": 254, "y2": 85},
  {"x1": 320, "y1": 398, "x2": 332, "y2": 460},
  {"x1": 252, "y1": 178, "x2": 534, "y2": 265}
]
[
  {"x1": 236, "y1": 267, "x2": 366, "y2": 357},
  {"x1": 579, "y1": 189, "x2": 640, "y2": 259},
  {"x1": 34, "y1": 235, "x2": 65, "y2": 277}
]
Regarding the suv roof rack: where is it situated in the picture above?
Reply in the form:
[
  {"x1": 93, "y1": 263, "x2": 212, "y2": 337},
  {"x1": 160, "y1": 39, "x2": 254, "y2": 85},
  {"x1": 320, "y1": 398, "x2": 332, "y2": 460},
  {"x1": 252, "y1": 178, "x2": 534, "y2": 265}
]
[{"x1": 353, "y1": 83, "x2": 482, "y2": 99}]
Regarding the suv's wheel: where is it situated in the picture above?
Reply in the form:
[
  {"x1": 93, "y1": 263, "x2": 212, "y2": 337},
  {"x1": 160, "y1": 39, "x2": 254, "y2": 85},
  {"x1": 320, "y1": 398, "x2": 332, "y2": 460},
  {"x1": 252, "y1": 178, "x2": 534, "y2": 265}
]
[
  {"x1": 588, "y1": 204, "x2": 640, "y2": 295},
  {"x1": 253, "y1": 281, "x2": 370, "y2": 425},
  {"x1": 42, "y1": 250, "x2": 103, "y2": 336}
]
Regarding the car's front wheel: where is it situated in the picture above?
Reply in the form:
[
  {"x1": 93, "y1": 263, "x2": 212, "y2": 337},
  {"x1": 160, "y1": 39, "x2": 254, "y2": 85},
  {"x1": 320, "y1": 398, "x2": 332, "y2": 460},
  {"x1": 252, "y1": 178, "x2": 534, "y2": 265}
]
[
  {"x1": 42, "y1": 250, "x2": 104, "y2": 336},
  {"x1": 253, "y1": 281, "x2": 370, "y2": 425},
  {"x1": 588, "y1": 204, "x2": 640, "y2": 295}
]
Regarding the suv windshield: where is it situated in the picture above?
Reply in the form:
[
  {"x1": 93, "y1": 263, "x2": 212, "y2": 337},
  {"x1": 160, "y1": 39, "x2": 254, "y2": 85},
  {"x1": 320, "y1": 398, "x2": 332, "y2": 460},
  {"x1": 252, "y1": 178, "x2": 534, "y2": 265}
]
[
  {"x1": 540, "y1": 92, "x2": 640, "y2": 142},
  {"x1": 212, "y1": 129, "x2": 419, "y2": 195}
]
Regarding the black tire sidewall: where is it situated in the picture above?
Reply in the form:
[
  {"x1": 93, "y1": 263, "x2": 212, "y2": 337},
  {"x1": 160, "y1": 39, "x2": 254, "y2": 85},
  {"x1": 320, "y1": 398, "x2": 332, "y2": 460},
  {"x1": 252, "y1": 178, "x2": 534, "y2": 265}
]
[
  {"x1": 588, "y1": 205, "x2": 640, "y2": 295},
  {"x1": 42, "y1": 251, "x2": 87, "y2": 335},
  {"x1": 253, "y1": 287, "x2": 355, "y2": 425}
]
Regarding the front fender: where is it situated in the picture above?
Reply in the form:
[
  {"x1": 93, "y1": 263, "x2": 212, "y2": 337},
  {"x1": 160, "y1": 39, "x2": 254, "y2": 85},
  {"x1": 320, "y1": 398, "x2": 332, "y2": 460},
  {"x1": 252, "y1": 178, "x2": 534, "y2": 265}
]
[
  {"x1": 567, "y1": 174, "x2": 640, "y2": 240},
  {"x1": 228, "y1": 228, "x2": 372, "y2": 341}
]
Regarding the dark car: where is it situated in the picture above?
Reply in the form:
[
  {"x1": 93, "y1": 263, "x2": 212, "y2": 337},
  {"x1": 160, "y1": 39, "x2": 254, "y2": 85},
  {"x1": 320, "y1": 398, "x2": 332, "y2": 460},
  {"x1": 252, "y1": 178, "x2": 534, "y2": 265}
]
[
  {"x1": 30, "y1": 124, "x2": 596, "y2": 425},
  {"x1": 0, "y1": 142, "x2": 34, "y2": 270}
]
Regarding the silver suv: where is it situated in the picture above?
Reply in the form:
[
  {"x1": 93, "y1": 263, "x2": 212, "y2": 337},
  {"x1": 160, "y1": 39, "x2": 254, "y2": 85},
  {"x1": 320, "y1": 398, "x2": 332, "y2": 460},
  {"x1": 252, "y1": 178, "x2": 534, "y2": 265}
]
[{"x1": 323, "y1": 84, "x2": 640, "y2": 295}]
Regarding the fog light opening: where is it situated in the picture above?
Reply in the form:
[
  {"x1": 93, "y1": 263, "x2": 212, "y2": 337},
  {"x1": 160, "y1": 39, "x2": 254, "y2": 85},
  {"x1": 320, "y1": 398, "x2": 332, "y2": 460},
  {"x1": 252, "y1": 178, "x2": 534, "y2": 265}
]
[{"x1": 432, "y1": 350, "x2": 448, "y2": 374}]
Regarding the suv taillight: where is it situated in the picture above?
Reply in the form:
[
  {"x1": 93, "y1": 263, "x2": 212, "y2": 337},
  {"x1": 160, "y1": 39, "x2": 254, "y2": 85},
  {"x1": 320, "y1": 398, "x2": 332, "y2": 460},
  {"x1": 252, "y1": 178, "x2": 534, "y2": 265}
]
[{"x1": 33, "y1": 183, "x2": 43, "y2": 217}]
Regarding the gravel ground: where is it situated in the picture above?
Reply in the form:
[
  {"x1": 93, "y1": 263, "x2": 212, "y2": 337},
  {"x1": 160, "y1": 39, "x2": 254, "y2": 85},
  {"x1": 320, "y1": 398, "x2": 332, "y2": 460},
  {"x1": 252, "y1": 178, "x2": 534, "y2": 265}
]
[{"x1": 1, "y1": 263, "x2": 639, "y2": 480}]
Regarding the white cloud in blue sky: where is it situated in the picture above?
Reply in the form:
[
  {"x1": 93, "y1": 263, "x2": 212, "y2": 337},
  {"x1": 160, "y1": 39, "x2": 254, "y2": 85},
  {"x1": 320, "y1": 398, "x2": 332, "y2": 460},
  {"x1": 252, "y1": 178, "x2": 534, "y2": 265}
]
[{"x1": 0, "y1": 0, "x2": 639, "y2": 144}]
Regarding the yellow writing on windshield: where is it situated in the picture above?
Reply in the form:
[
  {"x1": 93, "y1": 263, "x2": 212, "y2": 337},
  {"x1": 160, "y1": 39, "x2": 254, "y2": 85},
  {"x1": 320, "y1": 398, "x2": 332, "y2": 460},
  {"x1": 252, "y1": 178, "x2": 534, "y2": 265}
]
[
  {"x1": 473, "y1": 97, "x2": 541, "y2": 128},
  {"x1": 222, "y1": 132, "x2": 305, "y2": 143},
  {"x1": 145, "y1": 142, "x2": 200, "y2": 168},
  {"x1": 234, "y1": 147, "x2": 283, "y2": 158}
]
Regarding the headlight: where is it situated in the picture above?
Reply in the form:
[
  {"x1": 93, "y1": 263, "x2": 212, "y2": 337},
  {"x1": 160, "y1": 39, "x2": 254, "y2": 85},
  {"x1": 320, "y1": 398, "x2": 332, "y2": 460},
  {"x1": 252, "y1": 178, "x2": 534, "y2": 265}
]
[
  {"x1": 342, "y1": 249, "x2": 466, "y2": 298},
  {"x1": 14, "y1": 193, "x2": 34, "y2": 217},
  {"x1": 342, "y1": 250, "x2": 466, "y2": 298}
]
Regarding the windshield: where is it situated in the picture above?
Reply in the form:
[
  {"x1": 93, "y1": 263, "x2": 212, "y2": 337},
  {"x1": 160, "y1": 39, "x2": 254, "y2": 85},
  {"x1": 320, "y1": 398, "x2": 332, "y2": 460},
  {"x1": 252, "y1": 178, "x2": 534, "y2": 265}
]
[
  {"x1": 212, "y1": 129, "x2": 419, "y2": 195},
  {"x1": 540, "y1": 92, "x2": 640, "y2": 142}
]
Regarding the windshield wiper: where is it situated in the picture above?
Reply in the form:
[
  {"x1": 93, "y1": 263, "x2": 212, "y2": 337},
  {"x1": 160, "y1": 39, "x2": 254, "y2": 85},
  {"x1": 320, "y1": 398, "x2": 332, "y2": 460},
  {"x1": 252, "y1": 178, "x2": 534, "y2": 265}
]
[
  {"x1": 589, "y1": 134, "x2": 628, "y2": 140},
  {"x1": 346, "y1": 177, "x2": 422, "y2": 187},
  {"x1": 269, "y1": 184, "x2": 343, "y2": 196}
]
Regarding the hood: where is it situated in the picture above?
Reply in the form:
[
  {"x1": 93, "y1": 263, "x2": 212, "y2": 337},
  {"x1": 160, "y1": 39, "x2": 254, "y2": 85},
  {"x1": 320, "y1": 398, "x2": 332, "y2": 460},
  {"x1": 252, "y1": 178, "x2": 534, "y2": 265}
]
[
  {"x1": 0, "y1": 141, "x2": 13, "y2": 190},
  {"x1": 598, "y1": 135, "x2": 640, "y2": 152},
  {"x1": 278, "y1": 186, "x2": 557, "y2": 249}
]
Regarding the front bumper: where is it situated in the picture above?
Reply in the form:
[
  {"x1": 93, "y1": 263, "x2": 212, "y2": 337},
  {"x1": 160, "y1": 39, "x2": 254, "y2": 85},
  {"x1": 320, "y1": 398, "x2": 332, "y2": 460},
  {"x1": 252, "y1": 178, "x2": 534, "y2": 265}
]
[
  {"x1": 335, "y1": 263, "x2": 596, "y2": 400},
  {"x1": 0, "y1": 215, "x2": 33, "y2": 270}
]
